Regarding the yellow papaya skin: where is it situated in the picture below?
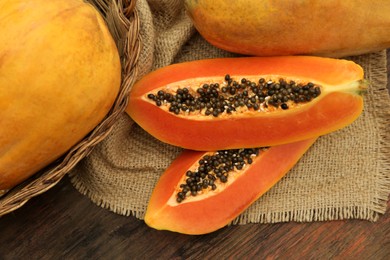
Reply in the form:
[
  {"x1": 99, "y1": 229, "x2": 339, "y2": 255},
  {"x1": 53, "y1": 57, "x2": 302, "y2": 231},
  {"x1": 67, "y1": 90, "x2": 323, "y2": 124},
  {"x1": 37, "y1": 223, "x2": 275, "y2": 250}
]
[
  {"x1": 184, "y1": 0, "x2": 390, "y2": 57},
  {"x1": 0, "y1": 0, "x2": 121, "y2": 191}
]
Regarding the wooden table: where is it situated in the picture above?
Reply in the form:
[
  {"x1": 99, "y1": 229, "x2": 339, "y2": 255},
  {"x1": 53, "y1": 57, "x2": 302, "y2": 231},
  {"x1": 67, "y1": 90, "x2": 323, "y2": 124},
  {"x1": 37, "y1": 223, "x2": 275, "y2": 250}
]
[{"x1": 1, "y1": 51, "x2": 389, "y2": 259}]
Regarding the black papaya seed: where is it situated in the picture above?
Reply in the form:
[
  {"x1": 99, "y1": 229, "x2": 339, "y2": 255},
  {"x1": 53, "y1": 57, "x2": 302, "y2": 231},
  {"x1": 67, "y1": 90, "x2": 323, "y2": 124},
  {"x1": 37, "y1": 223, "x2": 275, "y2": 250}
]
[{"x1": 147, "y1": 76, "x2": 322, "y2": 117}]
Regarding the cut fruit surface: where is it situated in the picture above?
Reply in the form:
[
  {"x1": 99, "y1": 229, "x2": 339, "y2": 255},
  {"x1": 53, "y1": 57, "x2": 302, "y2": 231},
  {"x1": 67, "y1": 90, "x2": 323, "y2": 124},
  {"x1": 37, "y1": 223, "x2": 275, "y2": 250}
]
[
  {"x1": 126, "y1": 56, "x2": 366, "y2": 151},
  {"x1": 145, "y1": 138, "x2": 317, "y2": 235}
]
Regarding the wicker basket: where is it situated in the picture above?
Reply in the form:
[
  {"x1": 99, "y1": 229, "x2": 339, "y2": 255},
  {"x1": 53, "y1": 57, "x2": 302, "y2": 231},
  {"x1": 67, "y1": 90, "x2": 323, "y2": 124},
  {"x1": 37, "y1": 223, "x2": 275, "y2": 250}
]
[{"x1": 0, "y1": 0, "x2": 140, "y2": 217}]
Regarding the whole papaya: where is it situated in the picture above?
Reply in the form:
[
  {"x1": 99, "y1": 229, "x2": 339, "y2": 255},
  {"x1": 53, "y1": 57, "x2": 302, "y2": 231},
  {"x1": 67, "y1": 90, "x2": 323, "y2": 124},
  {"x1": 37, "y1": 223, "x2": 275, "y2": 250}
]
[
  {"x1": 184, "y1": 0, "x2": 390, "y2": 57},
  {"x1": 0, "y1": 0, "x2": 121, "y2": 192}
]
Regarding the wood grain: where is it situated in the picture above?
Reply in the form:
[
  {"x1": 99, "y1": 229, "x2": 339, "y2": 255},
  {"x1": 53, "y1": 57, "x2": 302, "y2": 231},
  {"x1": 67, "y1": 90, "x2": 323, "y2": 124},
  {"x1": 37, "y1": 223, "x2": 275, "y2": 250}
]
[
  {"x1": 0, "y1": 51, "x2": 389, "y2": 259},
  {"x1": 0, "y1": 176, "x2": 389, "y2": 259}
]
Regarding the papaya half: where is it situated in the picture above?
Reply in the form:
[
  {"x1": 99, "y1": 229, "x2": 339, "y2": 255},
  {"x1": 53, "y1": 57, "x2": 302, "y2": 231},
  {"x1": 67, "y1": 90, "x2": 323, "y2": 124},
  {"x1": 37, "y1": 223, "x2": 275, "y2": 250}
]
[
  {"x1": 145, "y1": 138, "x2": 317, "y2": 235},
  {"x1": 0, "y1": 0, "x2": 121, "y2": 192},
  {"x1": 184, "y1": 0, "x2": 390, "y2": 57},
  {"x1": 126, "y1": 56, "x2": 366, "y2": 151}
]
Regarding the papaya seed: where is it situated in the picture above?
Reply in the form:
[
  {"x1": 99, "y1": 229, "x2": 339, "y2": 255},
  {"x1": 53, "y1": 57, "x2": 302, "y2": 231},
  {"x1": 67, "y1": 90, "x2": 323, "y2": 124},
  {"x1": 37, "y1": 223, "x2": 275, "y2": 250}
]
[
  {"x1": 147, "y1": 75, "x2": 322, "y2": 117},
  {"x1": 176, "y1": 147, "x2": 265, "y2": 203}
]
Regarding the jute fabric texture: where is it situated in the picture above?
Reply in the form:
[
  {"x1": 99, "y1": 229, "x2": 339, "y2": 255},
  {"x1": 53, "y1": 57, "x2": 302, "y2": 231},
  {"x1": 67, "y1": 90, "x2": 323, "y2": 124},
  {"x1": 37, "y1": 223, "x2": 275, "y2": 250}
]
[{"x1": 69, "y1": 0, "x2": 390, "y2": 224}]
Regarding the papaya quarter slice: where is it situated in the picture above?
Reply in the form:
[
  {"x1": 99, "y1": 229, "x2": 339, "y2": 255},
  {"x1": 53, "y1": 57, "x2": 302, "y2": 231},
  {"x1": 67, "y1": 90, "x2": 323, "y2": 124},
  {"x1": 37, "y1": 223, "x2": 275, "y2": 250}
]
[
  {"x1": 126, "y1": 56, "x2": 366, "y2": 151},
  {"x1": 144, "y1": 138, "x2": 317, "y2": 235}
]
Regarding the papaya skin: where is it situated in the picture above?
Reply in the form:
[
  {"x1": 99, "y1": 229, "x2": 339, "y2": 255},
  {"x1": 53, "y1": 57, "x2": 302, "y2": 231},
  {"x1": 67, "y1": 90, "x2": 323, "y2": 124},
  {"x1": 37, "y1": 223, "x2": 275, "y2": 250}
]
[
  {"x1": 126, "y1": 56, "x2": 365, "y2": 151},
  {"x1": 145, "y1": 138, "x2": 317, "y2": 235},
  {"x1": 0, "y1": 0, "x2": 121, "y2": 191},
  {"x1": 184, "y1": 0, "x2": 390, "y2": 57}
]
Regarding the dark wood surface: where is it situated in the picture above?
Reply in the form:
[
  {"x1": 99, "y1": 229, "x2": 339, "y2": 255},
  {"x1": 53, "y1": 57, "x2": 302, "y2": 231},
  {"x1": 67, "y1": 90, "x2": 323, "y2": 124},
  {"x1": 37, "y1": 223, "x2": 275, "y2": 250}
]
[{"x1": 1, "y1": 51, "x2": 389, "y2": 259}]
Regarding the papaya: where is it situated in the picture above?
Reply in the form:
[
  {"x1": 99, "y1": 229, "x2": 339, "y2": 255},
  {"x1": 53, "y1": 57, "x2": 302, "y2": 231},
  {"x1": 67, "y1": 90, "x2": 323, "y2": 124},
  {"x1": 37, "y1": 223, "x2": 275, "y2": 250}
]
[
  {"x1": 145, "y1": 138, "x2": 317, "y2": 235},
  {"x1": 126, "y1": 56, "x2": 366, "y2": 151},
  {"x1": 184, "y1": 0, "x2": 390, "y2": 57},
  {"x1": 0, "y1": 0, "x2": 121, "y2": 191}
]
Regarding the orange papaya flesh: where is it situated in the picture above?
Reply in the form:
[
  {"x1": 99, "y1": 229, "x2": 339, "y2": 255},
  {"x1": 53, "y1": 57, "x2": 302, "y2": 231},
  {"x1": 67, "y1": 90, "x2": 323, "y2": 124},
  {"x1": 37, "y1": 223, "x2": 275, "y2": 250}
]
[
  {"x1": 145, "y1": 138, "x2": 317, "y2": 235},
  {"x1": 126, "y1": 56, "x2": 365, "y2": 151},
  {"x1": 126, "y1": 56, "x2": 366, "y2": 151}
]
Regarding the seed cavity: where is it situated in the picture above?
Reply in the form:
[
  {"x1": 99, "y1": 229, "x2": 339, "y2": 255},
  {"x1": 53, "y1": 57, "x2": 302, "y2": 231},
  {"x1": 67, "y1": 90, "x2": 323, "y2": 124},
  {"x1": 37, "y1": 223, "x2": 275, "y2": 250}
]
[
  {"x1": 175, "y1": 147, "x2": 267, "y2": 203},
  {"x1": 147, "y1": 75, "x2": 322, "y2": 117}
]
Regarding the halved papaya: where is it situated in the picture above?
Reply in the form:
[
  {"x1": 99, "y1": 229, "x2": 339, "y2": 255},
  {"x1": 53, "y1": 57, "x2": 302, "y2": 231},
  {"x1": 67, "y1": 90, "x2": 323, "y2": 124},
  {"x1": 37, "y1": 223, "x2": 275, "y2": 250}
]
[
  {"x1": 126, "y1": 56, "x2": 366, "y2": 151},
  {"x1": 144, "y1": 138, "x2": 317, "y2": 235}
]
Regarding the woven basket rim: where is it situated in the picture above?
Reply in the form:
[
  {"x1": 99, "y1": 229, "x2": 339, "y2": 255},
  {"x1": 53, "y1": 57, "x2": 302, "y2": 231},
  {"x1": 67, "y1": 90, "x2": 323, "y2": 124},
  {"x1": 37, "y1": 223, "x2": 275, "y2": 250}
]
[{"x1": 0, "y1": 0, "x2": 141, "y2": 217}]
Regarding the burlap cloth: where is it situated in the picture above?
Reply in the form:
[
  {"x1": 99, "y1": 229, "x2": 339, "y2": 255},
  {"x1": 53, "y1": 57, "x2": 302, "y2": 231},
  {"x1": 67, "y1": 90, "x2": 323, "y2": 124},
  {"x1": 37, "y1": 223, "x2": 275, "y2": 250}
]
[{"x1": 69, "y1": 0, "x2": 390, "y2": 224}]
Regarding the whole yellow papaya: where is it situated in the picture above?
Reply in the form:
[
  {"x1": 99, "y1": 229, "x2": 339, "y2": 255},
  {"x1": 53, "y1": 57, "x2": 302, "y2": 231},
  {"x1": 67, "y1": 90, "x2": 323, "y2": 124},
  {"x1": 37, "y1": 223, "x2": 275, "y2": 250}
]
[
  {"x1": 0, "y1": 0, "x2": 121, "y2": 192},
  {"x1": 184, "y1": 0, "x2": 390, "y2": 57}
]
